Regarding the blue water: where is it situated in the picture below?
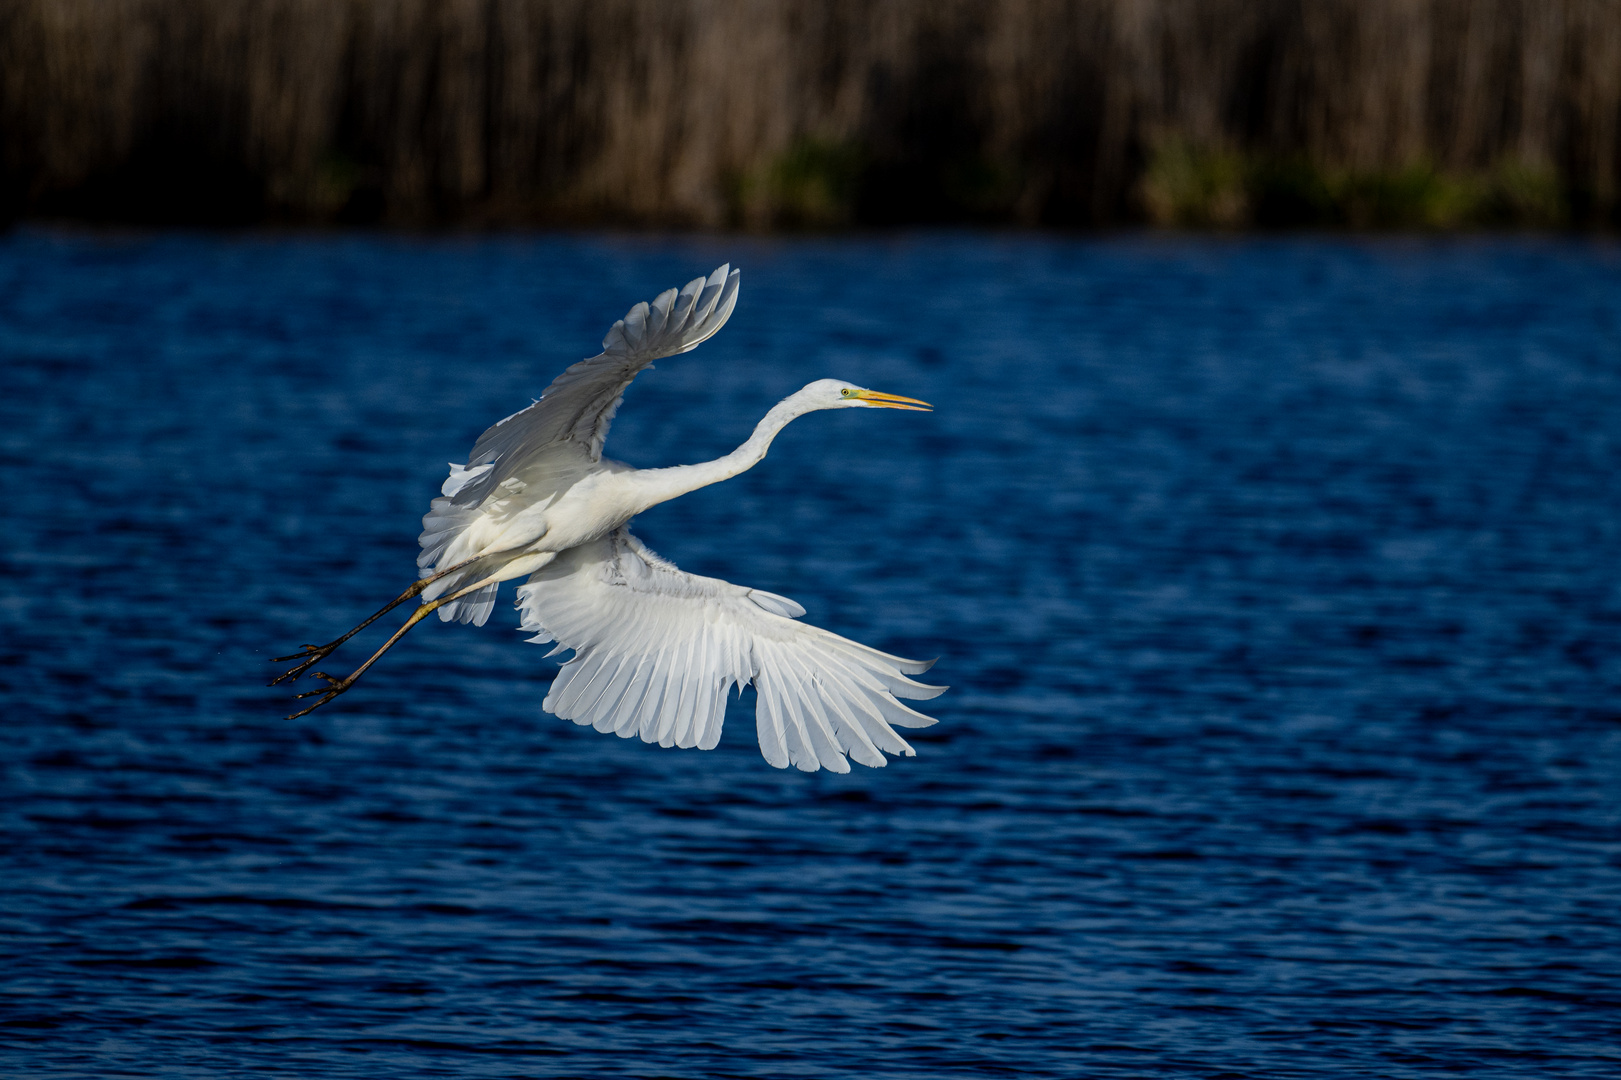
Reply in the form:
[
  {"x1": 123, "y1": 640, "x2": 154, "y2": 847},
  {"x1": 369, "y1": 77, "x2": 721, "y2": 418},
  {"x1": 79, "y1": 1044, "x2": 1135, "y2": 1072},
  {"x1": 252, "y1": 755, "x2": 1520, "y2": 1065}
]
[{"x1": 3, "y1": 228, "x2": 1621, "y2": 1078}]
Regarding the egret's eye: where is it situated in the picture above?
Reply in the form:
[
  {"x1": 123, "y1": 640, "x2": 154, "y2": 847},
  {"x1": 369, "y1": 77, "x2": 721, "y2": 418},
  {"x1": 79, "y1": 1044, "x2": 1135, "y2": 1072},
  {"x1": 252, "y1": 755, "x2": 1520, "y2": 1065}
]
[{"x1": 840, "y1": 388, "x2": 855, "y2": 398}]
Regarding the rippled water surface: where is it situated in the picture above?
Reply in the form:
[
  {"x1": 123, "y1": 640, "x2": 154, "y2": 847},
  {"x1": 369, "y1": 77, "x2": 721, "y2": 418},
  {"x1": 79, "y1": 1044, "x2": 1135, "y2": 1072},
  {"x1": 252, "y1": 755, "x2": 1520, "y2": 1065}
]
[{"x1": 4, "y1": 229, "x2": 1621, "y2": 1077}]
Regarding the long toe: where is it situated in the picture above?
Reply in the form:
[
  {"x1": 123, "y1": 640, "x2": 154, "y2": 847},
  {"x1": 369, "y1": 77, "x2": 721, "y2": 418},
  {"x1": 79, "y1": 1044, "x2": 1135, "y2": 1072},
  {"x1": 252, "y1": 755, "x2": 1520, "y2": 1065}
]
[
  {"x1": 268, "y1": 646, "x2": 341, "y2": 686},
  {"x1": 270, "y1": 644, "x2": 323, "y2": 663},
  {"x1": 286, "y1": 691, "x2": 340, "y2": 721}
]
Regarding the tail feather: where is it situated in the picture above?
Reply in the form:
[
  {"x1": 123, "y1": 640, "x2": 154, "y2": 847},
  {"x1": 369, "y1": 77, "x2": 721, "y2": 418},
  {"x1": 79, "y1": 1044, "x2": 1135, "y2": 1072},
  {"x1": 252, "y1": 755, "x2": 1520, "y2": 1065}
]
[
  {"x1": 419, "y1": 494, "x2": 497, "y2": 621},
  {"x1": 436, "y1": 581, "x2": 499, "y2": 626},
  {"x1": 419, "y1": 496, "x2": 481, "y2": 571}
]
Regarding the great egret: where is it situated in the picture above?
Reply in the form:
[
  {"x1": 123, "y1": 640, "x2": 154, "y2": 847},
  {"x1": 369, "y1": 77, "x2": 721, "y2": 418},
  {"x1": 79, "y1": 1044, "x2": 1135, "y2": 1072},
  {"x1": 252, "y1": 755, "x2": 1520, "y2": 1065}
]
[{"x1": 272, "y1": 264, "x2": 944, "y2": 773}]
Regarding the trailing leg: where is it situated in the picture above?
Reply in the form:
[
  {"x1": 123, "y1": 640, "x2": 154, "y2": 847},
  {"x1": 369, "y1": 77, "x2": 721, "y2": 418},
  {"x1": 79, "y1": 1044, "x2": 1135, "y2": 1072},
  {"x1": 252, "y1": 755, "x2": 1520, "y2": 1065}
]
[
  {"x1": 283, "y1": 577, "x2": 493, "y2": 719},
  {"x1": 281, "y1": 550, "x2": 554, "y2": 720},
  {"x1": 269, "y1": 554, "x2": 489, "y2": 686}
]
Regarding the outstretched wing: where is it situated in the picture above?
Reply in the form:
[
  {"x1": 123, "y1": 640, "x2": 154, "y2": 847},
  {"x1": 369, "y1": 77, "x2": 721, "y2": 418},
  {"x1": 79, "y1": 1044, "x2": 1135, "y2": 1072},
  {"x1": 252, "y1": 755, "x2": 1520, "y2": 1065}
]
[
  {"x1": 442, "y1": 264, "x2": 741, "y2": 511},
  {"x1": 515, "y1": 530, "x2": 945, "y2": 773}
]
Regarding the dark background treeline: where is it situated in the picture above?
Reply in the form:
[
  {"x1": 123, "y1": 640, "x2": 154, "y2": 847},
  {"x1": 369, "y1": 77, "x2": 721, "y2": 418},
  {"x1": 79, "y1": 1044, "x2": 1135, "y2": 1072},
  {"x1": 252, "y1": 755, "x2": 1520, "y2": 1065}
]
[{"x1": 2, "y1": 0, "x2": 1618, "y2": 230}]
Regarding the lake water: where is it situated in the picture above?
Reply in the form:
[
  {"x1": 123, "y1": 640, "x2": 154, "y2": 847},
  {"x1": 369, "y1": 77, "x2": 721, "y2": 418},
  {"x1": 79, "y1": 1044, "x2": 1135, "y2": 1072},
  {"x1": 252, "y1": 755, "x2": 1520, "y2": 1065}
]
[{"x1": 3, "y1": 228, "x2": 1620, "y2": 1078}]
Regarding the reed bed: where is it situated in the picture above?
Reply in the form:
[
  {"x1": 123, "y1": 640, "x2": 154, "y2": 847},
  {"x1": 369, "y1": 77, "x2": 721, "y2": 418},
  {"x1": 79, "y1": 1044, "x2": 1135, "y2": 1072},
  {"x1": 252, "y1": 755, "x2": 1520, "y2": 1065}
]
[{"x1": 2, "y1": 0, "x2": 1618, "y2": 227}]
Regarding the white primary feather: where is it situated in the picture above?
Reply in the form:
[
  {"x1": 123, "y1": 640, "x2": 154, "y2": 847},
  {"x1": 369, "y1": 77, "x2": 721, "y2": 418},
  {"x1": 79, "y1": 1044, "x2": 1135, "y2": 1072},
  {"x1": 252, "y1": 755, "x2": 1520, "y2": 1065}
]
[{"x1": 516, "y1": 529, "x2": 944, "y2": 773}]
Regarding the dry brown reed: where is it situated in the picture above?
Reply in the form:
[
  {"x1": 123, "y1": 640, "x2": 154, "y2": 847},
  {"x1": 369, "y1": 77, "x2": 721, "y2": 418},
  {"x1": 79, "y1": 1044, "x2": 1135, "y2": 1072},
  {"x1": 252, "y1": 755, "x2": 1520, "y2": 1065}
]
[{"x1": 2, "y1": 0, "x2": 1618, "y2": 227}]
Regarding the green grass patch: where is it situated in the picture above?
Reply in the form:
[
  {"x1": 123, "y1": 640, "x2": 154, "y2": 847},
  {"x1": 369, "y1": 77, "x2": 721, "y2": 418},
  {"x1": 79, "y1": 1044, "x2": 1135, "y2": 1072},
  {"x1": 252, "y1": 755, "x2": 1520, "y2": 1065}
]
[
  {"x1": 729, "y1": 138, "x2": 866, "y2": 230},
  {"x1": 1142, "y1": 140, "x2": 1569, "y2": 229}
]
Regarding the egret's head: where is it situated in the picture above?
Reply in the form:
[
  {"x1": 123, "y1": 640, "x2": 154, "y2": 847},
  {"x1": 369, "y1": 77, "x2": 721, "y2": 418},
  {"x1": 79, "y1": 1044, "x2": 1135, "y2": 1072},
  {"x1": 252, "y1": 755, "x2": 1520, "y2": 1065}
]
[{"x1": 804, "y1": 378, "x2": 932, "y2": 412}]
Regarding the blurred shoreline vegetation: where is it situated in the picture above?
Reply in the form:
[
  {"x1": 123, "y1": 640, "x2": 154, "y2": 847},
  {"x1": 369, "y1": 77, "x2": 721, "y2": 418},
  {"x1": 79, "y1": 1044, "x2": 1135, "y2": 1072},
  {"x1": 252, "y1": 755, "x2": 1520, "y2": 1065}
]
[
  {"x1": 1, "y1": 0, "x2": 1618, "y2": 231},
  {"x1": 729, "y1": 139, "x2": 867, "y2": 230},
  {"x1": 1142, "y1": 140, "x2": 1571, "y2": 229}
]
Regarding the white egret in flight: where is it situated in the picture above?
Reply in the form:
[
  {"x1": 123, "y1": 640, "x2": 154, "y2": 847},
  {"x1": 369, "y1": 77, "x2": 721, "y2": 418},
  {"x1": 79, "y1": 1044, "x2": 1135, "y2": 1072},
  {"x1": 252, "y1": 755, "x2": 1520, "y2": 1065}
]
[{"x1": 273, "y1": 265, "x2": 944, "y2": 772}]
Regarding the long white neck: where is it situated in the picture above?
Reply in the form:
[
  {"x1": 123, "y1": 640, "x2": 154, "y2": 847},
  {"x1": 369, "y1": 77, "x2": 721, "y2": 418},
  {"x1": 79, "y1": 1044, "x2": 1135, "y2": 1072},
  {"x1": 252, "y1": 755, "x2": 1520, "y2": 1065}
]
[{"x1": 626, "y1": 392, "x2": 819, "y2": 513}]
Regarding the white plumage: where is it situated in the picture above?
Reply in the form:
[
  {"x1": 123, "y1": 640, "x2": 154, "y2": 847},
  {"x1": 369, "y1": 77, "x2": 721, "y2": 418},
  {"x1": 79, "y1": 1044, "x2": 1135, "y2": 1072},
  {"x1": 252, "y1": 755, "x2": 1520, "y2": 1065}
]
[{"x1": 274, "y1": 264, "x2": 943, "y2": 772}]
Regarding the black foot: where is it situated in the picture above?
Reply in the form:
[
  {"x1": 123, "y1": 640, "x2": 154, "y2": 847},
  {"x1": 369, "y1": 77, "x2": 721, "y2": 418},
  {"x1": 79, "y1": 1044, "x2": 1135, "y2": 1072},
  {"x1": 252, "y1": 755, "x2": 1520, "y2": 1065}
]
[
  {"x1": 285, "y1": 671, "x2": 353, "y2": 720},
  {"x1": 269, "y1": 643, "x2": 341, "y2": 686}
]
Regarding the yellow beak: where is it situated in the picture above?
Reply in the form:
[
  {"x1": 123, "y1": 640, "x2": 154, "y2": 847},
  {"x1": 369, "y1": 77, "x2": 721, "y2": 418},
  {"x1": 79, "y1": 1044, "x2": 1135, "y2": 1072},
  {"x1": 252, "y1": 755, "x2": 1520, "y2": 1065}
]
[{"x1": 854, "y1": 389, "x2": 933, "y2": 411}]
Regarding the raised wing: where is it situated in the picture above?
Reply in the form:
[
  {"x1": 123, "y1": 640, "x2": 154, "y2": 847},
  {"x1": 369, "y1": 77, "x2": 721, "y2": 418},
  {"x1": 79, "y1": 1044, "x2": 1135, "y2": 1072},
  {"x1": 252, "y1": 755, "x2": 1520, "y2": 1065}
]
[
  {"x1": 515, "y1": 530, "x2": 945, "y2": 773},
  {"x1": 444, "y1": 264, "x2": 741, "y2": 511}
]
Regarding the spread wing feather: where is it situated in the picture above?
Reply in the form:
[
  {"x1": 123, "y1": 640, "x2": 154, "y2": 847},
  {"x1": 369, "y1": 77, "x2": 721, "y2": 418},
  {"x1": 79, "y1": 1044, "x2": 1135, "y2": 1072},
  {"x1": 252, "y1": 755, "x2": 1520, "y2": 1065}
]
[
  {"x1": 444, "y1": 264, "x2": 740, "y2": 511},
  {"x1": 515, "y1": 529, "x2": 944, "y2": 773}
]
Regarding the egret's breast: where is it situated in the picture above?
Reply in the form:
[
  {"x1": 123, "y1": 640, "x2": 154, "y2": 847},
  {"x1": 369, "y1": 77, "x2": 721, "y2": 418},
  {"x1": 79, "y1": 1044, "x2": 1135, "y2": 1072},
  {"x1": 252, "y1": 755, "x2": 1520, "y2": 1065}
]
[{"x1": 538, "y1": 471, "x2": 640, "y2": 550}]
